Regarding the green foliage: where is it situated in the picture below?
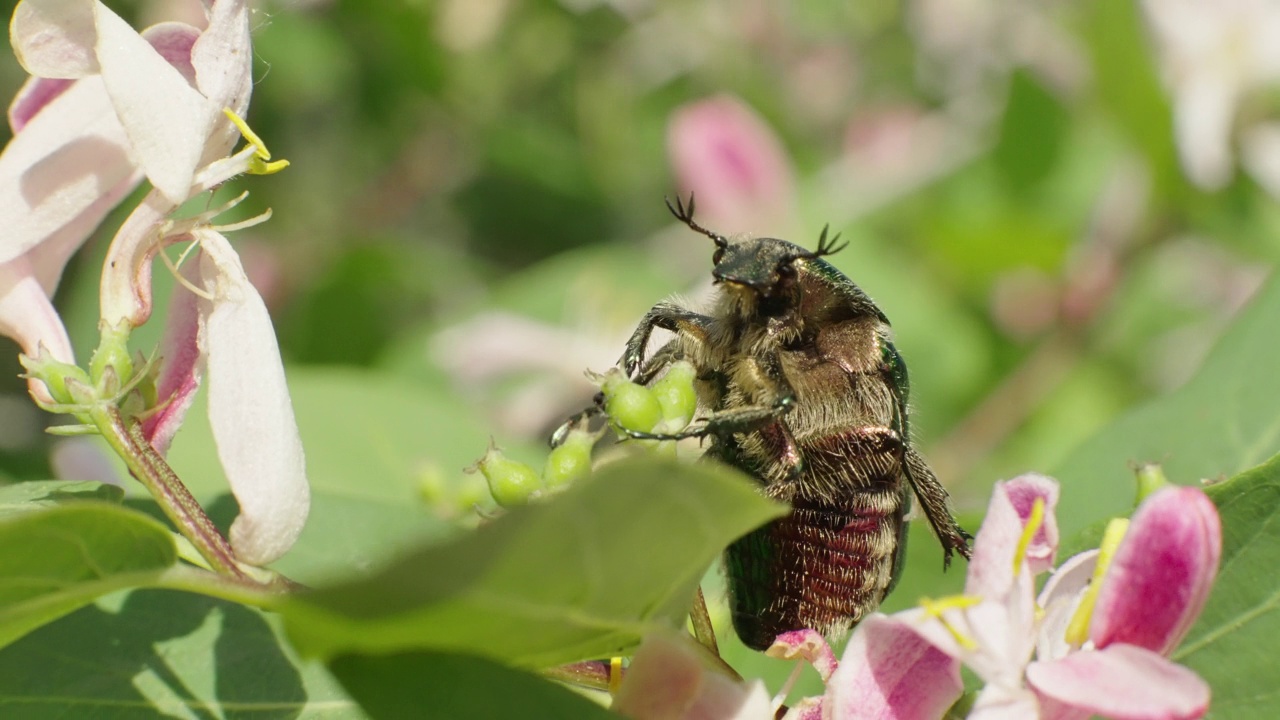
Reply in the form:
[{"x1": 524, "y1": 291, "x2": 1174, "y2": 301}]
[
  {"x1": 0, "y1": 502, "x2": 175, "y2": 650},
  {"x1": 1053, "y1": 272, "x2": 1280, "y2": 538},
  {"x1": 329, "y1": 651, "x2": 614, "y2": 719},
  {"x1": 282, "y1": 456, "x2": 786, "y2": 667}
]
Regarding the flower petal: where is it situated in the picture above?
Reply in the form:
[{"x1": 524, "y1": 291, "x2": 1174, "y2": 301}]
[
  {"x1": 93, "y1": 0, "x2": 215, "y2": 203},
  {"x1": 613, "y1": 632, "x2": 774, "y2": 720},
  {"x1": 1090, "y1": 486, "x2": 1220, "y2": 655},
  {"x1": 766, "y1": 629, "x2": 838, "y2": 683},
  {"x1": 8, "y1": 76, "x2": 72, "y2": 132},
  {"x1": 1027, "y1": 644, "x2": 1210, "y2": 720},
  {"x1": 1035, "y1": 549, "x2": 1098, "y2": 662},
  {"x1": 968, "y1": 683, "x2": 1043, "y2": 720},
  {"x1": 966, "y1": 473, "x2": 1059, "y2": 598},
  {"x1": 825, "y1": 614, "x2": 962, "y2": 720},
  {"x1": 0, "y1": 76, "x2": 137, "y2": 266},
  {"x1": 141, "y1": 258, "x2": 203, "y2": 455},
  {"x1": 197, "y1": 230, "x2": 308, "y2": 565},
  {"x1": 190, "y1": 0, "x2": 252, "y2": 163},
  {"x1": 10, "y1": 0, "x2": 99, "y2": 79}
]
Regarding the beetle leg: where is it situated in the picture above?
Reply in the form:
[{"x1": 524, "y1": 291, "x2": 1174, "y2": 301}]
[
  {"x1": 620, "y1": 302, "x2": 713, "y2": 378},
  {"x1": 903, "y1": 447, "x2": 973, "y2": 568},
  {"x1": 548, "y1": 398, "x2": 604, "y2": 448}
]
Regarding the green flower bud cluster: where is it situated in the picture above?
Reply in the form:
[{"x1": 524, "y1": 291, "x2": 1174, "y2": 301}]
[
  {"x1": 468, "y1": 361, "x2": 699, "y2": 509},
  {"x1": 468, "y1": 427, "x2": 599, "y2": 509},
  {"x1": 594, "y1": 361, "x2": 697, "y2": 437}
]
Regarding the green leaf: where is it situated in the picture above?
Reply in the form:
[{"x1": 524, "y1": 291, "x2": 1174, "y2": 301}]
[
  {"x1": 0, "y1": 480, "x2": 123, "y2": 519},
  {"x1": 1173, "y1": 455, "x2": 1280, "y2": 719},
  {"x1": 0, "y1": 589, "x2": 359, "y2": 718},
  {"x1": 282, "y1": 457, "x2": 786, "y2": 667},
  {"x1": 330, "y1": 651, "x2": 614, "y2": 719},
  {"x1": 0, "y1": 502, "x2": 176, "y2": 650},
  {"x1": 993, "y1": 70, "x2": 1070, "y2": 193},
  {"x1": 165, "y1": 369, "x2": 507, "y2": 583},
  {"x1": 1052, "y1": 272, "x2": 1280, "y2": 537}
]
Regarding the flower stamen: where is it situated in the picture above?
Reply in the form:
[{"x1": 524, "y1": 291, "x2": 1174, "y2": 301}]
[
  {"x1": 609, "y1": 656, "x2": 623, "y2": 695},
  {"x1": 920, "y1": 594, "x2": 983, "y2": 650},
  {"x1": 223, "y1": 108, "x2": 290, "y2": 175},
  {"x1": 1064, "y1": 517, "x2": 1130, "y2": 646}
]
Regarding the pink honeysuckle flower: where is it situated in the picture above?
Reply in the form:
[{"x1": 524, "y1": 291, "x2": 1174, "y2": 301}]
[
  {"x1": 826, "y1": 476, "x2": 1219, "y2": 720},
  {"x1": 5, "y1": 0, "x2": 307, "y2": 566},
  {"x1": 667, "y1": 95, "x2": 798, "y2": 234}
]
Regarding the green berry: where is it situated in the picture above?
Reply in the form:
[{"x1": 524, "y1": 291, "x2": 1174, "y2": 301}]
[
  {"x1": 651, "y1": 361, "x2": 697, "y2": 428},
  {"x1": 543, "y1": 428, "x2": 596, "y2": 490},
  {"x1": 597, "y1": 369, "x2": 662, "y2": 434},
  {"x1": 469, "y1": 444, "x2": 543, "y2": 508}
]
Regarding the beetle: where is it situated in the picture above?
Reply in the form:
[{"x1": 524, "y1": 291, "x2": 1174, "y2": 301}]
[{"x1": 555, "y1": 195, "x2": 971, "y2": 650}]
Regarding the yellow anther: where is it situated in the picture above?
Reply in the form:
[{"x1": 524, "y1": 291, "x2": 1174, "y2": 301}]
[
  {"x1": 919, "y1": 595, "x2": 982, "y2": 651},
  {"x1": 609, "y1": 656, "x2": 623, "y2": 695},
  {"x1": 1064, "y1": 518, "x2": 1130, "y2": 646},
  {"x1": 248, "y1": 156, "x2": 291, "y2": 175},
  {"x1": 223, "y1": 108, "x2": 290, "y2": 175},
  {"x1": 1013, "y1": 497, "x2": 1046, "y2": 575}
]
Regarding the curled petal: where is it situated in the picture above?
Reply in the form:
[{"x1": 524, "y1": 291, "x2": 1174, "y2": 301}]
[
  {"x1": 1090, "y1": 487, "x2": 1221, "y2": 655},
  {"x1": 141, "y1": 257, "x2": 202, "y2": 455},
  {"x1": 613, "y1": 632, "x2": 773, "y2": 720},
  {"x1": 8, "y1": 76, "x2": 72, "y2": 132},
  {"x1": 190, "y1": 0, "x2": 252, "y2": 162},
  {"x1": 197, "y1": 231, "x2": 309, "y2": 565},
  {"x1": 11, "y1": 0, "x2": 99, "y2": 79},
  {"x1": 825, "y1": 614, "x2": 962, "y2": 720},
  {"x1": 0, "y1": 76, "x2": 137, "y2": 266},
  {"x1": 1027, "y1": 644, "x2": 1210, "y2": 720},
  {"x1": 766, "y1": 629, "x2": 838, "y2": 683},
  {"x1": 667, "y1": 95, "x2": 797, "y2": 232},
  {"x1": 966, "y1": 474, "x2": 1059, "y2": 598},
  {"x1": 93, "y1": 1, "x2": 215, "y2": 203}
]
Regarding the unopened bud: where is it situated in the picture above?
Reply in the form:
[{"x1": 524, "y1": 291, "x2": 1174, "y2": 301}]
[{"x1": 467, "y1": 442, "x2": 543, "y2": 508}]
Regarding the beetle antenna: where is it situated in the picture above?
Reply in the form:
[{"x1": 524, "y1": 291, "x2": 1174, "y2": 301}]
[
  {"x1": 814, "y1": 225, "x2": 848, "y2": 257},
  {"x1": 666, "y1": 193, "x2": 729, "y2": 249}
]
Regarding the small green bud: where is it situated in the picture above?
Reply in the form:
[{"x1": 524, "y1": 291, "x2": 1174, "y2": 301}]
[
  {"x1": 543, "y1": 427, "x2": 597, "y2": 490},
  {"x1": 1134, "y1": 463, "x2": 1169, "y2": 505},
  {"x1": 19, "y1": 350, "x2": 93, "y2": 407},
  {"x1": 596, "y1": 369, "x2": 663, "y2": 435},
  {"x1": 651, "y1": 361, "x2": 697, "y2": 428},
  {"x1": 468, "y1": 442, "x2": 543, "y2": 508},
  {"x1": 90, "y1": 324, "x2": 134, "y2": 395}
]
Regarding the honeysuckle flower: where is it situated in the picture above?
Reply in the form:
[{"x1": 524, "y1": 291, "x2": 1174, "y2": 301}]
[
  {"x1": 6, "y1": 0, "x2": 307, "y2": 566},
  {"x1": 612, "y1": 631, "x2": 774, "y2": 720},
  {"x1": 1141, "y1": 0, "x2": 1280, "y2": 193},
  {"x1": 667, "y1": 95, "x2": 798, "y2": 234},
  {"x1": 829, "y1": 475, "x2": 1218, "y2": 720}
]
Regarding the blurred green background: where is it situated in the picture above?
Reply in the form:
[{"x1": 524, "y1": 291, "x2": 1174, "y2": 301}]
[{"x1": 0, "y1": 0, "x2": 1278, "y2": 701}]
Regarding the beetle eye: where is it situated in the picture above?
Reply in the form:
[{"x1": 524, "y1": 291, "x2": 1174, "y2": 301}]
[{"x1": 713, "y1": 247, "x2": 725, "y2": 264}]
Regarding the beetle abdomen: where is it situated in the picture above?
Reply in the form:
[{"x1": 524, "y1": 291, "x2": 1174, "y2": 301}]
[{"x1": 725, "y1": 487, "x2": 905, "y2": 651}]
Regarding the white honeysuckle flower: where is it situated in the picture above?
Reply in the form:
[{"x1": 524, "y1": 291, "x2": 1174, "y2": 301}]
[
  {"x1": 4, "y1": 0, "x2": 307, "y2": 565},
  {"x1": 1141, "y1": 0, "x2": 1280, "y2": 191}
]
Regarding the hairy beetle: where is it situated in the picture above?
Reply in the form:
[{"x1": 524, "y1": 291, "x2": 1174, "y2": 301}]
[{"x1": 556, "y1": 196, "x2": 971, "y2": 650}]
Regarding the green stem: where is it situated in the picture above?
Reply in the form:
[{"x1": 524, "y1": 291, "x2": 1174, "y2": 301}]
[
  {"x1": 156, "y1": 564, "x2": 282, "y2": 608},
  {"x1": 543, "y1": 661, "x2": 614, "y2": 693},
  {"x1": 689, "y1": 584, "x2": 719, "y2": 656},
  {"x1": 91, "y1": 405, "x2": 250, "y2": 582}
]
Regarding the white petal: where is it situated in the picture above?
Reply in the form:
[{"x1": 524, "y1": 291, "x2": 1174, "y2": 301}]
[
  {"x1": 11, "y1": 0, "x2": 99, "y2": 78},
  {"x1": 191, "y1": 0, "x2": 252, "y2": 163},
  {"x1": 1241, "y1": 121, "x2": 1280, "y2": 199},
  {"x1": 1035, "y1": 550, "x2": 1098, "y2": 662},
  {"x1": 968, "y1": 684, "x2": 1042, "y2": 720},
  {"x1": 1172, "y1": 70, "x2": 1238, "y2": 189},
  {"x1": 197, "y1": 230, "x2": 308, "y2": 565},
  {"x1": 93, "y1": 0, "x2": 215, "y2": 203},
  {"x1": 0, "y1": 76, "x2": 137, "y2": 266}
]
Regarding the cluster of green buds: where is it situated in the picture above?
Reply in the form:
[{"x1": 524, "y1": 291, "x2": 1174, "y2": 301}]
[
  {"x1": 469, "y1": 361, "x2": 699, "y2": 509},
  {"x1": 20, "y1": 322, "x2": 157, "y2": 433},
  {"x1": 467, "y1": 428, "x2": 600, "y2": 509}
]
